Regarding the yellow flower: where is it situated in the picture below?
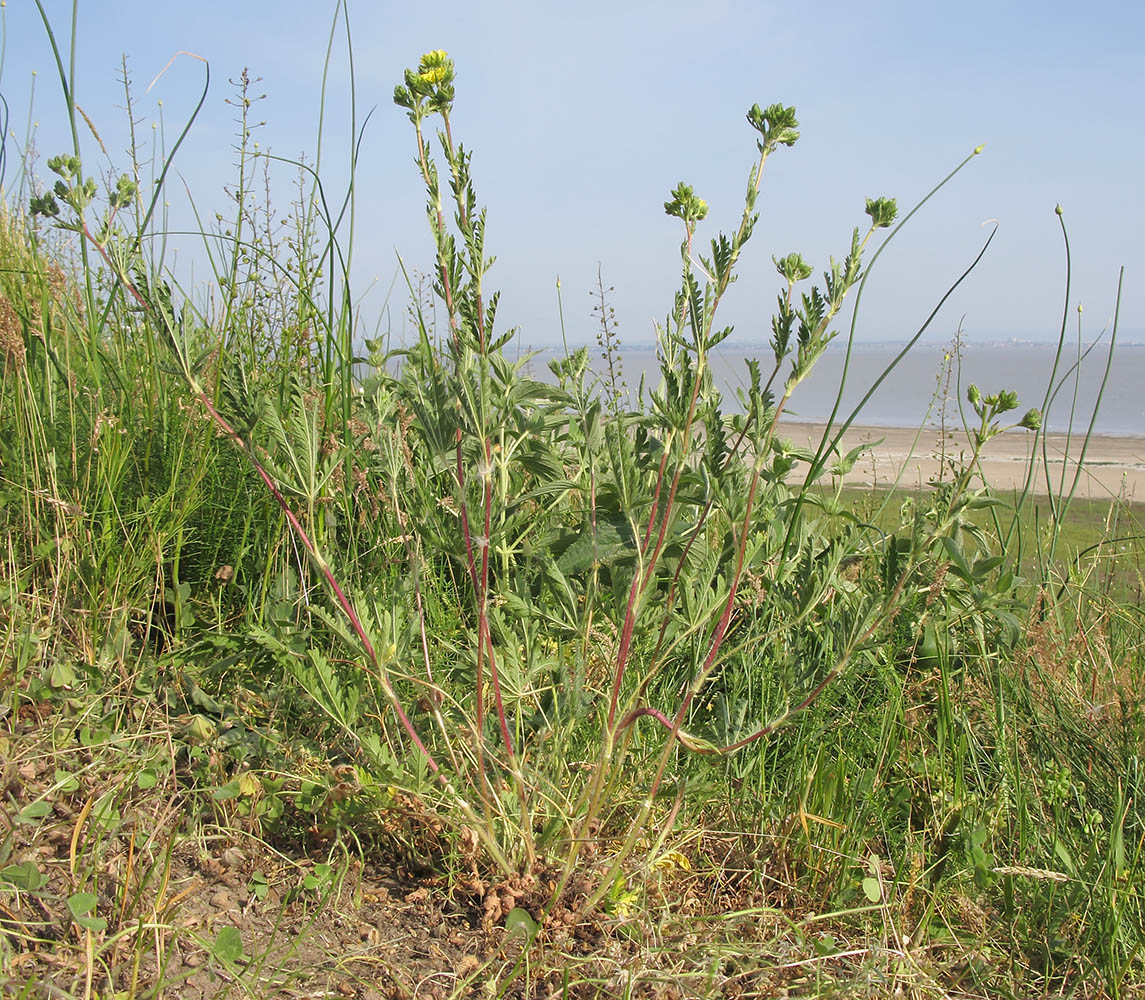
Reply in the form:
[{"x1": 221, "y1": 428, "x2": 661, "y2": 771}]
[
  {"x1": 651, "y1": 849, "x2": 692, "y2": 873},
  {"x1": 417, "y1": 51, "x2": 452, "y2": 86}
]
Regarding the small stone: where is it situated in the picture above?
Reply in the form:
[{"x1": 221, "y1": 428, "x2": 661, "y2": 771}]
[{"x1": 210, "y1": 888, "x2": 239, "y2": 912}]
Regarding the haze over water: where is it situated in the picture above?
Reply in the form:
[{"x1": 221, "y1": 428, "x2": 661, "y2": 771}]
[{"x1": 524, "y1": 340, "x2": 1144, "y2": 438}]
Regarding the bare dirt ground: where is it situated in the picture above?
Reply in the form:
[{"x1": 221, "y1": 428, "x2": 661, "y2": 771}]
[
  {"x1": 0, "y1": 693, "x2": 1017, "y2": 999},
  {"x1": 778, "y1": 421, "x2": 1145, "y2": 501},
  {"x1": 1, "y1": 701, "x2": 859, "y2": 1000}
]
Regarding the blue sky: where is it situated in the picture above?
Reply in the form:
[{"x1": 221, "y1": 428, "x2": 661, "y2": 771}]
[{"x1": 1, "y1": 0, "x2": 1141, "y2": 350}]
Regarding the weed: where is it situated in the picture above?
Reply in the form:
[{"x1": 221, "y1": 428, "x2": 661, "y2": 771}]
[{"x1": 2, "y1": 9, "x2": 1141, "y2": 997}]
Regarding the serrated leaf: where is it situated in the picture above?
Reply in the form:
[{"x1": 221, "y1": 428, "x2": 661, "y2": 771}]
[{"x1": 555, "y1": 512, "x2": 635, "y2": 576}]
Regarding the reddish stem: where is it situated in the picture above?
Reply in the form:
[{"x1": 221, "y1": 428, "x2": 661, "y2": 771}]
[
  {"x1": 90, "y1": 231, "x2": 441, "y2": 774},
  {"x1": 480, "y1": 439, "x2": 515, "y2": 757}
]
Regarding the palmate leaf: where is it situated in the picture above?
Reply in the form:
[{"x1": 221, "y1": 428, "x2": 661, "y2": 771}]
[
  {"x1": 528, "y1": 556, "x2": 580, "y2": 633},
  {"x1": 256, "y1": 393, "x2": 328, "y2": 503},
  {"x1": 554, "y1": 511, "x2": 636, "y2": 577}
]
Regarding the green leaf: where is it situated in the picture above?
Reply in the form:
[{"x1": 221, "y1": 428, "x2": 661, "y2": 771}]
[
  {"x1": 213, "y1": 780, "x2": 242, "y2": 801},
  {"x1": 16, "y1": 801, "x2": 52, "y2": 823},
  {"x1": 249, "y1": 872, "x2": 269, "y2": 900},
  {"x1": 971, "y1": 555, "x2": 1004, "y2": 579},
  {"x1": 940, "y1": 535, "x2": 972, "y2": 580},
  {"x1": 814, "y1": 933, "x2": 839, "y2": 957},
  {"x1": 54, "y1": 770, "x2": 80, "y2": 793},
  {"x1": 136, "y1": 768, "x2": 158, "y2": 790},
  {"x1": 68, "y1": 892, "x2": 98, "y2": 918},
  {"x1": 505, "y1": 907, "x2": 540, "y2": 939},
  {"x1": 90, "y1": 793, "x2": 120, "y2": 832},
  {"x1": 555, "y1": 512, "x2": 634, "y2": 576},
  {"x1": 965, "y1": 495, "x2": 1008, "y2": 510},
  {"x1": 49, "y1": 661, "x2": 77, "y2": 690},
  {"x1": 68, "y1": 892, "x2": 107, "y2": 932},
  {"x1": 1053, "y1": 838, "x2": 1077, "y2": 877},
  {"x1": 831, "y1": 438, "x2": 882, "y2": 477},
  {"x1": 212, "y1": 925, "x2": 244, "y2": 963},
  {"x1": 864, "y1": 197, "x2": 898, "y2": 229},
  {"x1": 861, "y1": 877, "x2": 882, "y2": 903},
  {"x1": 514, "y1": 479, "x2": 581, "y2": 504},
  {"x1": 1, "y1": 862, "x2": 45, "y2": 890},
  {"x1": 190, "y1": 683, "x2": 223, "y2": 715}
]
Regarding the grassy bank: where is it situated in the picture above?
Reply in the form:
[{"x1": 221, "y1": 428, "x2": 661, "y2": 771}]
[{"x1": 1, "y1": 24, "x2": 1143, "y2": 1000}]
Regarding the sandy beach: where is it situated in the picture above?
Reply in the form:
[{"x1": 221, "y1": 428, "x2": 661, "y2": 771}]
[{"x1": 776, "y1": 421, "x2": 1145, "y2": 503}]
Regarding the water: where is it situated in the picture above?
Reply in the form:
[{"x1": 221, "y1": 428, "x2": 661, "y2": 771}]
[{"x1": 520, "y1": 340, "x2": 1145, "y2": 437}]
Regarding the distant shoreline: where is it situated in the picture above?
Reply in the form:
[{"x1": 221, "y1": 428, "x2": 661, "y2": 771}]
[
  {"x1": 517, "y1": 341, "x2": 1145, "y2": 438},
  {"x1": 776, "y1": 420, "x2": 1145, "y2": 501}
]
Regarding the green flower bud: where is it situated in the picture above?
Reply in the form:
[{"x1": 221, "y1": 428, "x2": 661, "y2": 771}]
[
  {"x1": 664, "y1": 182, "x2": 708, "y2": 224},
  {"x1": 746, "y1": 103, "x2": 800, "y2": 149},
  {"x1": 865, "y1": 197, "x2": 898, "y2": 229},
  {"x1": 774, "y1": 252, "x2": 813, "y2": 283},
  {"x1": 996, "y1": 389, "x2": 1019, "y2": 414}
]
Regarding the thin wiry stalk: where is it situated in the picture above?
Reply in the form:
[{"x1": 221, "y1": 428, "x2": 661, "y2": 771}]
[
  {"x1": 1006, "y1": 209, "x2": 1073, "y2": 557},
  {"x1": 1049, "y1": 268, "x2": 1123, "y2": 564},
  {"x1": 779, "y1": 150, "x2": 988, "y2": 564}
]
